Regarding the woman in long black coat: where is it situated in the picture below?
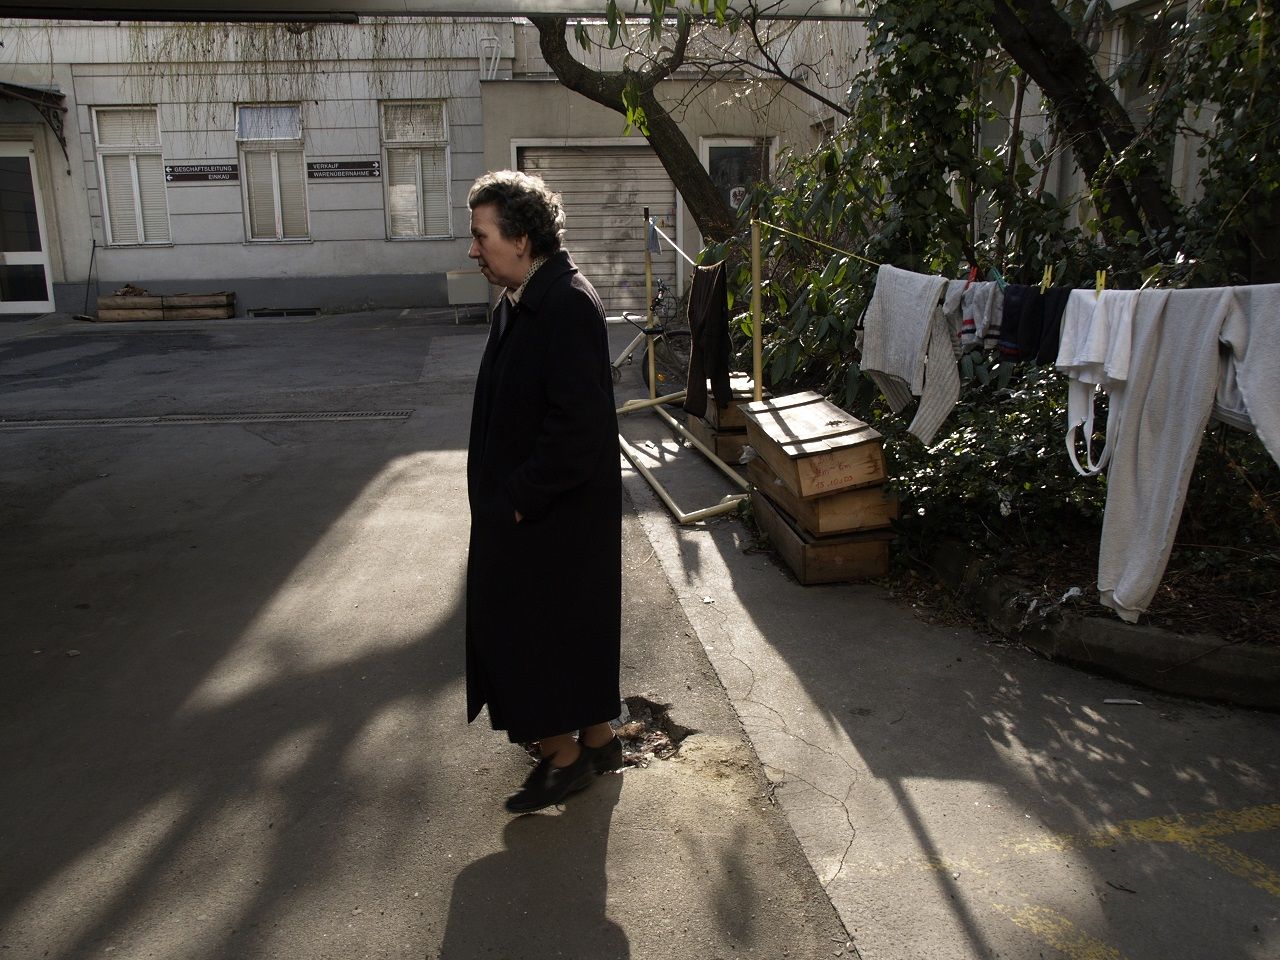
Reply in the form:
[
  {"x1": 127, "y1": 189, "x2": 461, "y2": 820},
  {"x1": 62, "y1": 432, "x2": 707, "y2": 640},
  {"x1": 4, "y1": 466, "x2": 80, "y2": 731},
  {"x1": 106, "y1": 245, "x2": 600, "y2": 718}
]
[{"x1": 465, "y1": 170, "x2": 623, "y2": 813}]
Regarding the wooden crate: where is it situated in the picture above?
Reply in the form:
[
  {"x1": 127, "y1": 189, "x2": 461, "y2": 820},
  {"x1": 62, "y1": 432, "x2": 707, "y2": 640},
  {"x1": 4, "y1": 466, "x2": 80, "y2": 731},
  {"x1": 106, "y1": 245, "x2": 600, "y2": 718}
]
[
  {"x1": 704, "y1": 373, "x2": 767, "y2": 431},
  {"x1": 748, "y1": 455, "x2": 898, "y2": 536},
  {"x1": 740, "y1": 391, "x2": 886, "y2": 499},
  {"x1": 751, "y1": 490, "x2": 892, "y2": 584},
  {"x1": 97, "y1": 308, "x2": 164, "y2": 322},
  {"x1": 684, "y1": 415, "x2": 749, "y2": 464},
  {"x1": 163, "y1": 306, "x2": 236, "y2": 321},
  {"x1": 162, "y1": 293, "x2": 235, "y2": 310},
  {"x1": 96, "y1": 292, "x2": 235, "y2": 322},
  {"x1": 97, "y1": 295, "x2": 163, "y2": 310}
]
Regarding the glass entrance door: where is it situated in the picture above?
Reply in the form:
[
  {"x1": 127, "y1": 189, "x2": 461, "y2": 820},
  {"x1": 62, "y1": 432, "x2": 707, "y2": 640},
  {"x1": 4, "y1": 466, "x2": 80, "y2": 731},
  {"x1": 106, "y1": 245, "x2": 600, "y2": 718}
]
[{"x1": 0, "y1": 142, "x2": 54, "y2": 314}]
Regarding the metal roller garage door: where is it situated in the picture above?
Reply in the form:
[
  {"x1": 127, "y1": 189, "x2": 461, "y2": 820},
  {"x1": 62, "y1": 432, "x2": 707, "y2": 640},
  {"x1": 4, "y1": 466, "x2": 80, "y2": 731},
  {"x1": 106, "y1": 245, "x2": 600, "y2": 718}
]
[{"x1": 518, "y1": 145, "x2": 678, "y2": 317}]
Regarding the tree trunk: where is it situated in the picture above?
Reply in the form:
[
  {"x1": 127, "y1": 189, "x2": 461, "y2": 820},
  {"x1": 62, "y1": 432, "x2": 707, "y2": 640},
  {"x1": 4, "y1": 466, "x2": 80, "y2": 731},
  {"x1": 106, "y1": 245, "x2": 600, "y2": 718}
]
[
  {"x1": 531, "y1": 16, "x2": 735, "y2": 241},
  {"x1": 989, "y1": 0, "x2": 1177, "y2": 250}
]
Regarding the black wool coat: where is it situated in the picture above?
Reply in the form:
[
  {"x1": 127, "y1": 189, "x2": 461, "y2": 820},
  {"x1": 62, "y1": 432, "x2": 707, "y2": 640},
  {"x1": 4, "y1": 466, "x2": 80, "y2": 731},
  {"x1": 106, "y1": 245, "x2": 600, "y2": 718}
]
[{"x1": 465, "y1": 250, "x2": 622, "y2": 743}]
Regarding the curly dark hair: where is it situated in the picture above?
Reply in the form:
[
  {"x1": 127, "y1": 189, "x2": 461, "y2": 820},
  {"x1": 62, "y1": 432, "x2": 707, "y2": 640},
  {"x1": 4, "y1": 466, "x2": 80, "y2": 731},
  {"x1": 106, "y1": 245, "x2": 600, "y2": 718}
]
[{"x1": 467, "y1": 170, "x2": 565, "y2": 258}]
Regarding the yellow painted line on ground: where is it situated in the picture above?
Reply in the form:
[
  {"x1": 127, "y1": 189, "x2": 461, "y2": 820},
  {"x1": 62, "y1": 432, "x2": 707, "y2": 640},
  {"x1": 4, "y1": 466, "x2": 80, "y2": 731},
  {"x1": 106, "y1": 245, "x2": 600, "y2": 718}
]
[
  {"x1": 875, "y1": 802, "x2": 1280, "y2": 878},
  {"x1": 1007, "y1": 802, "x2": 1280, "y2": 899},
  {"x1": 993, "y1": 904, "x2": 1128, "y2": 960},
  {"x1": 1010, "y1": 802, "x2": 1280, "y2": 855},
  {"x1": 1184, "y1": 837, "x2": 1280, "y2": 898},
  {"x1": 866, "y1": 805, "x2": 1280, "y2": 959}
]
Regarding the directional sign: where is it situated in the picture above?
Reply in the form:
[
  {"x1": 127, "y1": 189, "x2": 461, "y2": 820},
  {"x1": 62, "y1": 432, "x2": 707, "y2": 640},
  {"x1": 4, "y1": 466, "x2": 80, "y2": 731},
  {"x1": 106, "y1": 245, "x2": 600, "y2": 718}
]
[
  {"x1": 307, "y1": 159, "x2": 381, "y2": 180},
  {"x1": 164, "y1": 162, "x2": 238, "y2": 183}
]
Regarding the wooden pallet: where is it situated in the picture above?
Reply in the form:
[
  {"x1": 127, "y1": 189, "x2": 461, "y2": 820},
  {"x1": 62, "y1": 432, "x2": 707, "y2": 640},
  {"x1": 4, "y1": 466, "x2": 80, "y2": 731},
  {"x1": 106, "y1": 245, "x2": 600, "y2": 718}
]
[
  {"x1": 684, "y1": 414, "x2": 749, "y2": 464},
  {"x1": 751, "y1": 490, "x2": 892, "y2": 584},
  {"x1": 748, "y1": 455, "x2": 897, "y2": 536},
  {"x1": 740, "y1": 391, "x2": 886, "y2": 499},
  {"x1": 96, "y1": 292, "x2": 235, "y2": 322}
]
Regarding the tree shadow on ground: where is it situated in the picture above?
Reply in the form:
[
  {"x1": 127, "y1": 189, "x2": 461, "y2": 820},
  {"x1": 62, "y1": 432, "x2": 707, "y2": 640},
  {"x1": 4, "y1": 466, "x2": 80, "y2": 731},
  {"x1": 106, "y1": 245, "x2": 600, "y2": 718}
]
[
  {"x1": 0, "y1": 320, "x2": 485, "y2": 959},
  {"x1": 659, "y1": 509, "x2": 1280, "y2": 960}
]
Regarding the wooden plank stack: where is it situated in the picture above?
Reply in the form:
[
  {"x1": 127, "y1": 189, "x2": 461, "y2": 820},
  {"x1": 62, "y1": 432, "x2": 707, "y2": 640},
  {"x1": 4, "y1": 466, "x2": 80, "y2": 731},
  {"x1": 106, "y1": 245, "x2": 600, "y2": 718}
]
[
  {"x1": 682, "y1": 373, "x2": 764, "y2": 465},
  {"x1": 96, "y1": 292, "x2": 235, "y2": 322},
  {"x1": 740, "y1": 390, "x2": 897, "y2": 584}
]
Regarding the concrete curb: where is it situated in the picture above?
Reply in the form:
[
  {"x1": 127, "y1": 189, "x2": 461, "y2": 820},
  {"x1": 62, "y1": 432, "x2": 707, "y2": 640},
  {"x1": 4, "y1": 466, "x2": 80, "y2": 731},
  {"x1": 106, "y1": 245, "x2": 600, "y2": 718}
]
[{"x1": 930, "y1": 545, "x2": 1280, "y2": 711}]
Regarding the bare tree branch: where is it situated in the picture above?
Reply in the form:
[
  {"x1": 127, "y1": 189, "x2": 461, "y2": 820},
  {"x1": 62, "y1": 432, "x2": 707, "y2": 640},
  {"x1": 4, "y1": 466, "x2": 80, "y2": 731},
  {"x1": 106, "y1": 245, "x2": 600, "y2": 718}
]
[{"x1": 531, "y1": 15, "x2": 735, "y2": 239}]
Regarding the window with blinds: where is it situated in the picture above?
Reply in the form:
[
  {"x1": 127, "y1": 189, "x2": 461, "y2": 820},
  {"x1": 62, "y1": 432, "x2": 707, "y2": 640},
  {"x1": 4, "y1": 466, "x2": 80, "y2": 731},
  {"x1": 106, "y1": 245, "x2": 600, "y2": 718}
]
[
  {"x1": 381, "y1": 101, "x2": 450, "y2": 239},
  {"x1": 237, "y1": 105, "x2": 309, "y2": 241},
  {"x1": 93, "y1": 107, "x2": 170, "y2": 246}
]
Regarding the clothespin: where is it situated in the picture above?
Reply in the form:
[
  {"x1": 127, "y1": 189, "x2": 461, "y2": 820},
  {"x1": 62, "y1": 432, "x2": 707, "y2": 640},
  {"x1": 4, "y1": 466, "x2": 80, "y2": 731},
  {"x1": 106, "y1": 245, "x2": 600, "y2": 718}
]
[
  {"x1": 1040, "y1": 264, "x2": 1053, "y2": 294},
  {"x1": 986, "y1": 267, "x2": 1007, "y2": 290},
  {"x1": 1095, "y1": 269, "x2": 1107, "y2": 295}
]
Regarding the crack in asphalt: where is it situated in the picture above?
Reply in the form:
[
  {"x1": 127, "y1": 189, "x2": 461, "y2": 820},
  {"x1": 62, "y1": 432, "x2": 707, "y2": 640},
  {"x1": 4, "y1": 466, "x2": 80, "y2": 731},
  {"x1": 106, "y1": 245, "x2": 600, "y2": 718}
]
[{"x1": 675, "y1": 588, "x2": 863, "y2": 889}]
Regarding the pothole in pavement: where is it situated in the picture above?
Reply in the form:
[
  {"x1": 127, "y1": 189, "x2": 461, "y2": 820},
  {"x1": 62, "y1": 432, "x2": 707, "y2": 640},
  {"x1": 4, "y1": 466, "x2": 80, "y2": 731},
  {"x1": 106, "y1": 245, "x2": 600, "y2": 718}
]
[
  {"x1": 614, "y1": 695, "x2": 697, "y2": 767},
  {"x1": 521, "y1": 695, "x2": 696, "y2": 768}
]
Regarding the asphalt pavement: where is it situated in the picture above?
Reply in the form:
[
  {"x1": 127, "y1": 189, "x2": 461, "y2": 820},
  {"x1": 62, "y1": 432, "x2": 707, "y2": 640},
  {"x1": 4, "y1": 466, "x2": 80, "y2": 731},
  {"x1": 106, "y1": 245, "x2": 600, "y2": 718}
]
[{"x1": 1, "y1": 308, "x2": 1278, "y2": 960}]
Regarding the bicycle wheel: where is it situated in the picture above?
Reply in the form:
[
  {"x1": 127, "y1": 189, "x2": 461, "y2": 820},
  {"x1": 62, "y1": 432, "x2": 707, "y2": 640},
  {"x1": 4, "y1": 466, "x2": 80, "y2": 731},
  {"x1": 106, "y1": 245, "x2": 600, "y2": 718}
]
[{"x1": 640, "y1": 330, "x2": 692, "y2": 398}]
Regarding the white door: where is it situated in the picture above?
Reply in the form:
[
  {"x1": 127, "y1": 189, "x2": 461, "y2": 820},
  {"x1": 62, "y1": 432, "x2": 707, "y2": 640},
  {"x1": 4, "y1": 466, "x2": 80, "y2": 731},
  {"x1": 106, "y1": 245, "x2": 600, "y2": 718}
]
[
  {"x1": 0, "y1": 142, "x2": 55, "y2": 314},
  {"x1": 518, "y1": 145, "x2": 677, "y2": 318}
]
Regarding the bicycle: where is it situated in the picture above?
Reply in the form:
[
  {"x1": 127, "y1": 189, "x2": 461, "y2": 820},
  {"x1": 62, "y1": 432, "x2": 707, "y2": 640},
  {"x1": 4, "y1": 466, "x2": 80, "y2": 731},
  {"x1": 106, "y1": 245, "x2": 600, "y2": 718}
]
[
  {"x1": 650, "y1": 276, "x2": 678, "y2": 325},
  {"x1": 610, "y1": 278, "x2": 691, "y2": 396}
]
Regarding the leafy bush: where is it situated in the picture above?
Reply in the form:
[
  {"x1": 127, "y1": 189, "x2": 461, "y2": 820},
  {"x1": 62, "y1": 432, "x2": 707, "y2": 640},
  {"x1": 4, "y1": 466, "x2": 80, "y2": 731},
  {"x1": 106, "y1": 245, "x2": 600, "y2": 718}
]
[{"x1": 698, "y1": 0, "x2": 1278, "y2": 603}]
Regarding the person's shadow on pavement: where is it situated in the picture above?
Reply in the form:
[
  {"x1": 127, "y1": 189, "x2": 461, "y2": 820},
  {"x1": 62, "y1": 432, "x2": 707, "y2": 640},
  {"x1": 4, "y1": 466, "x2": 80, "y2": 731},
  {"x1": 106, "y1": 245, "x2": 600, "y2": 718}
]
[{"x1": 437, "y1": 773, "x2": 628, "y2": 959}]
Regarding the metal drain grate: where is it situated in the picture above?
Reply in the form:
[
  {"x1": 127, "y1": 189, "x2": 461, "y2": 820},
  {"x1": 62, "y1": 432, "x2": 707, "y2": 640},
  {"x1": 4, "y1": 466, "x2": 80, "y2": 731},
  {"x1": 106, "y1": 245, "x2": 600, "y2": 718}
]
[
  {"x1": 246, "y1": 307, "x2": 321, "y2": 318},
  {"x1": 0, "y1": 410, "x2": 415, "y2": 430}
]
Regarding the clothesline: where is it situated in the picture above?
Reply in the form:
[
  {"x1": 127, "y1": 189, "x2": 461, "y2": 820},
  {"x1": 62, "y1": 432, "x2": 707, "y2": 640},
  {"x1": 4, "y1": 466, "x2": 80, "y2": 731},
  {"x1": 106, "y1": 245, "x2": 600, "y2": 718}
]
[
  {"x1": 647, "y1": 218, "x2": 698, "y2": 268},
  {"x1": 750, "y1": 219, "x2": 1132, "y2": 295},
  {"x1": 751, "y1": 219, "x2": 882, "y2": 268},
  {"x1": 861, "y1": 263, "x2": 1280, "y2": 626}
]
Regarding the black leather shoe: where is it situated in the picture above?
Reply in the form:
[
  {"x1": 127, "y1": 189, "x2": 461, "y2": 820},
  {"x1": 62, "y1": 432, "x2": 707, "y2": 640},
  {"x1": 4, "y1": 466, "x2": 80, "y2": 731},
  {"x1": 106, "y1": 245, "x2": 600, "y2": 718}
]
[
  {"x1": 504, "y1": 749, "x2": 595, "y2": 814},
  {"x1": 581, "y1": 735, "x2": 624, "y2": 774}
]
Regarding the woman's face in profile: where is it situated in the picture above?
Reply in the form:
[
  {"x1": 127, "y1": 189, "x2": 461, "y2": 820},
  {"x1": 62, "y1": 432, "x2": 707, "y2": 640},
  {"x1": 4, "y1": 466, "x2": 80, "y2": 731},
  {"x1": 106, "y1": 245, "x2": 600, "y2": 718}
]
[{"x1": 469, "y1": 203, "x2": 529, "y2": 290}]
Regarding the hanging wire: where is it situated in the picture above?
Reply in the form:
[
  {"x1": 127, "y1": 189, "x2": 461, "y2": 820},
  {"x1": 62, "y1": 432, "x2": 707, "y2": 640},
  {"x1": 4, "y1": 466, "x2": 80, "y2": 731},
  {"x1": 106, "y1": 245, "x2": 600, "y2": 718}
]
[
  {"x1": 752, "y1": 219, "x2": 881, "y2": 267},
  {"x1": 647, "y1": 218, "x2": 698, "y2": 268}
]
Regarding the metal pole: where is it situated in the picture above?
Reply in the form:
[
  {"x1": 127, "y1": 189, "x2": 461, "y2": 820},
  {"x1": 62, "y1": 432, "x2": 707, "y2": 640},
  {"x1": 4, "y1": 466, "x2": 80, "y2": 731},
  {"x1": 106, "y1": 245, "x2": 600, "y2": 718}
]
[
  {"x1": 643, "y1": 206, "x2": 656, "y2": 401},
  {"x1": 650, "y1": 406, "x2": 750, "y2": 491},
  {"x1": 619, "y1": 434, "x2": 749, "y2": 524},
  {"x1": 751, "y1": 217, "x2": 763, "y2": 402},
  {"x1": 617, "y1": 391, "x2": 687, "y2": 414}
]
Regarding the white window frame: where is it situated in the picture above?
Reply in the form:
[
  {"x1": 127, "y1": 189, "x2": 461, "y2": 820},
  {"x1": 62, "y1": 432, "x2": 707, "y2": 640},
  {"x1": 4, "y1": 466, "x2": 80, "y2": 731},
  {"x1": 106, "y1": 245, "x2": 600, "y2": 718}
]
[
  {"x1": 699, "y1": 136, "x2": 776, "y2": 212},
  {"x1": 236, "y1": 104, "x2": 310, "y2": 243},
  {"x1": 695, "y1": 135, "x2": 775, "y2": 258},
  {"x1": 92, "y1": 106, "x2": 170, "y2": 247},
  {"x1": 380, "y1": 100, "x2": 453, "y2": 240}
]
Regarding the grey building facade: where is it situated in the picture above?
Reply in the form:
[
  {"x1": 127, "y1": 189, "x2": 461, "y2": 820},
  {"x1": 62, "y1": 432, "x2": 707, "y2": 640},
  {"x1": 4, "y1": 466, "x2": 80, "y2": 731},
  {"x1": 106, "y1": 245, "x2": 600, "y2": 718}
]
[{"x1": 1, "y1": 17, "x2": 833, "y2": 319}]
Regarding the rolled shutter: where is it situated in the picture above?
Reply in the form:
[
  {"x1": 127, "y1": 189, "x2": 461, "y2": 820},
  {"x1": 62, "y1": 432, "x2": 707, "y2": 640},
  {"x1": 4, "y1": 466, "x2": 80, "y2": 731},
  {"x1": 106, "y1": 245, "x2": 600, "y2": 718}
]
[
  {"x1": 276, "y1": 150, "x2": 308, "y2": 239},
  {"x1": 97, "y1": 109, "x2": 159, "y2": 148},
  {"x1": 386, "y1": 147, "x2": 419, "y2": 238},
  {"x1": 244, "y1": 151, "x2": 277, "y2": 239},
  {"x1": 518, "y1": 145, "x2": 678, "y2": 315},
  {"x1": 101, "y1": 154, "x2": 139, "y2": 244},
  {"x1": 135, "y1": 153, "x2": 171, "y2": 243},
  {"x1": 419, "y1": 147, "x2": 449, "y2": 236},
  {"x1": 383, "y1": 102, "x2": 444, "y2": 142},
  {"x1": 237, "y1": 105, "x2": 302, "y2": 141}
]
